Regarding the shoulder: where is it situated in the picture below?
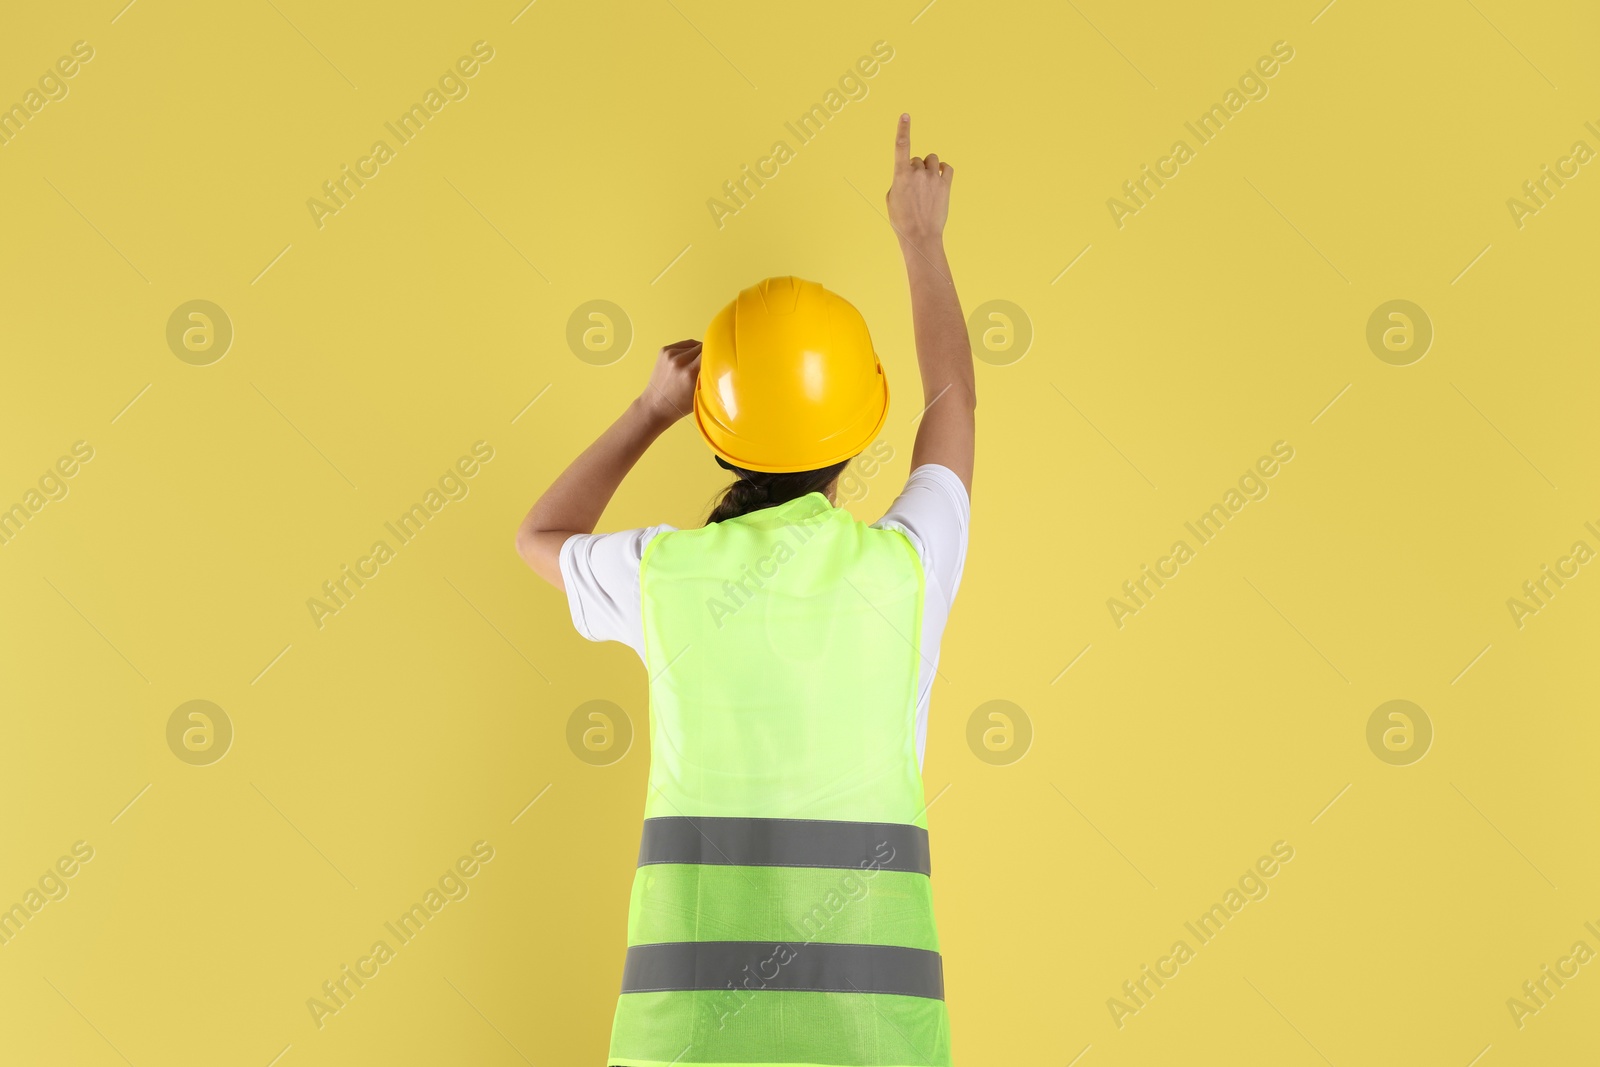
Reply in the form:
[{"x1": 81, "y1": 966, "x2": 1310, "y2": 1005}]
[
  {"x1": 871, "y1": 463, "x2": 971, "y2": 548},
  {"x1": 558, "y1": 523, "x2": 677, "y2": 646},
  {"x1": 871, "y1": 463, "x2": 971, "y2": 602},
  {"x1": 560, "y1": 523, "x2": 676, "y2": 574}
]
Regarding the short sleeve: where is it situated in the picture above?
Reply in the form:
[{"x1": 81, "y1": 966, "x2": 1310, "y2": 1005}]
[
  {"x1": 557, "y1": 524, "x2": 675, "y2": 655},
  {"x1": 871, "y1": 463, "x2": 971, "y2": 614}
]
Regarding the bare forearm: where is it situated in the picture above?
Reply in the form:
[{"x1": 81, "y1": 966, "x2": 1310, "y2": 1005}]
[
  {"x1": 515, "y1": 340, "x2": 702, "y2": 591},
  {"x1": 899, "y1": 236, "x2": 974, "y2": 409},
  {"x1": 523, "y1": 397, "x2": 673, "y2": 537},
  {"x1": 900, "y1": 235, "x2": 975, "y2": 491}
]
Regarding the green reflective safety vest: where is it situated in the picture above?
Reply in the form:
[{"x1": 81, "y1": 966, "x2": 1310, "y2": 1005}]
[{"x1": 608, "y1": 491, "x2": 952, "y2": 1067}]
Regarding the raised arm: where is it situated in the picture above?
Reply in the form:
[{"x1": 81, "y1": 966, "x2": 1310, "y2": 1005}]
[
  {"x1": 886, "y1": 113, "x2": 974, "y2": 495},
  {"x1": 514, "y1": 339, "x2": 701, "y2": 591}
]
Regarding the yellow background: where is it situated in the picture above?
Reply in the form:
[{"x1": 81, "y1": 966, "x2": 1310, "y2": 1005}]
[{"x1": 2, "y1": 0, "x2": 1597, "y2": 1064}]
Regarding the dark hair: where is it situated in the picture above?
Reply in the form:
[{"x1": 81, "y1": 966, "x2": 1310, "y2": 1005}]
[{"x1": 706, "y1": 459, "x2": 849, "y2": 524}]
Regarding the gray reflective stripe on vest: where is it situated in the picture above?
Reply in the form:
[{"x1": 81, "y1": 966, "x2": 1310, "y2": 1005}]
[
  {"x1": 638, "y1": 816, "x2": 931, "y2": 875},
  {"x1": 621, "y1": 941, "x2": 944, "y2": 999}
]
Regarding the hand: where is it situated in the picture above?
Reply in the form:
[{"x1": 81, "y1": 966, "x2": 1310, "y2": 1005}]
[
  {"x1": 640, "y1": 339, "x2": 702, "y2": 423},
  {"x1": 886, "y1": 113, "x2": 952, "y2": 245}
]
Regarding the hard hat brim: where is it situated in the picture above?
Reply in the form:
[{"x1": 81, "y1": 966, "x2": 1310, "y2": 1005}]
[{"x1": 694, "y1": 367, "x2": 889, "y2": 474}]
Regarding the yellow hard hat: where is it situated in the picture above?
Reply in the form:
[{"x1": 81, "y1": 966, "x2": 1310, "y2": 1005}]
[{"x1": 694, "y1": 276, "x2": 889, "y2": 473}]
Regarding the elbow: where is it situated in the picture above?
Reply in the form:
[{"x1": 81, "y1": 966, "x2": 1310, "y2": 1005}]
[
  {"x1": 514, "y1": 522, "x2": 537, "y2": 565},
  {"x1": 953, "y1": 381, "x2": 977, "y2": 413},
  {"x1": 515, "y1": 524, "x2": 568, "y2": 592}
]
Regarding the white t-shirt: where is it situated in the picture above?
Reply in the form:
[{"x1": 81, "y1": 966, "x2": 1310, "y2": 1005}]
[{"x1": 558, "y1": 463, "x2": 971, "y2": 769}]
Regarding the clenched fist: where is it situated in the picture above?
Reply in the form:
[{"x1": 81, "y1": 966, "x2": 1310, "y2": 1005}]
[
  {"x1": 640, "y1": 339, "x2": 702, "y2": 422},
  {"x1": 886, "y1": 113, "x2": 953, "y2": 243}
]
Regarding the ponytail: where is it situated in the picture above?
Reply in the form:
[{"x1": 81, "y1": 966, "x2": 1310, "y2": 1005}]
[{"x1": 706, "y1": 460, "x2": 848, "y2": 524}]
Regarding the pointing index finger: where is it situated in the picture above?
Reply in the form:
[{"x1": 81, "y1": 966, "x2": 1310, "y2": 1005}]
[{"x1": 895, "y1": 113, "x2": 910, "y2": 170}]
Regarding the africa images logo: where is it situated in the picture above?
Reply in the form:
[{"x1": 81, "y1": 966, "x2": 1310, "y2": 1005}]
[
  {"x1": 1105, "y1": 41, "x2": 1296, "y2": 229},
  {"x1": 306, "y1": 42, "x2": 496, "y2": 230},
  {"x1": 1106, "y1": 441, "x2": 1295, "y2": 628},
  {"x1": 706, "y1": 40, "x2": 895, "y2": 229},
  {"x1": 306, "y1": 442, "x2": 494, "y2": 629},
  {"x1": 305, "y1": 841, "x2": 495, "y2": 1029}
]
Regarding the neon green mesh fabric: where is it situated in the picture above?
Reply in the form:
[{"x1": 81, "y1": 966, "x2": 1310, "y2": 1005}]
[
  {"x1": 610, "y1": 991, "x2": 951, "y2": 1066},
  {"x1": 626, "y1": 865, "x2": 940, "y2": 950},
  {"x1": 608, "y1": 492, "x2": 951, "y2": 1067}
]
